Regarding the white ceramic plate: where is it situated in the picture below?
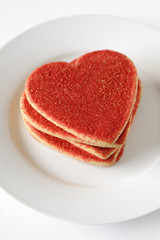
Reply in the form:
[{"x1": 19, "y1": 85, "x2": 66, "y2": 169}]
[{"x1": 0, "y1": 15, "x2": 160, "y2": 224}]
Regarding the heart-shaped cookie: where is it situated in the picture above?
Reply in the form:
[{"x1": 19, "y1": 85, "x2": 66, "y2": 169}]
[{"x1": 25, "y1": 50, "x2": 138, "y2": 146}]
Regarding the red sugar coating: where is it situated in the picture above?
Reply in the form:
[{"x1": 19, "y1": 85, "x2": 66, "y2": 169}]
[
  {"x1": 25, "y1": 50, "x2": 138, "y2": 144},
  {"x1": 24, "y1": 120, "x2": 123, "y2": 166},
  {"x1": 20, "y1": 80, "x2": 141, "y2": 158}
]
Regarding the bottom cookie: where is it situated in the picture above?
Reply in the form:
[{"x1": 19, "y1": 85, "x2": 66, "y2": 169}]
[{"x1": 24, "y1": 120, "x2": 124, "y2": 167}]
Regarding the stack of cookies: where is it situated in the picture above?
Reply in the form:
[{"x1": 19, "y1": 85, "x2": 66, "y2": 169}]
[{"x1": 20, "y1": 50, "x2": 142, "y2": 167}]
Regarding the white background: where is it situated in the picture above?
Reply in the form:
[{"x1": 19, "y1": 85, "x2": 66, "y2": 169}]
[{"x1": 0, "y1": 0, "x2": 160, "y2": 239}]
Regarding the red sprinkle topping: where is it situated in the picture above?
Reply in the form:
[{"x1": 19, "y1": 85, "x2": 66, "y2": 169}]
[{"x1": 25, "y1": 50, "x2": 138, "y2": 144}]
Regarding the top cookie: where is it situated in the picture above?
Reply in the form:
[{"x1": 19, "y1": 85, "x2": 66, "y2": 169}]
[{"x1": 25, "y1": 50, "x2": 138, "y2": 146}]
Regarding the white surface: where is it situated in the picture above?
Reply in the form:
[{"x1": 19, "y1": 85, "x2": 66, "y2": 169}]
[{"x1": 0, "y1": 0, "x2": 160, "y2": 238}]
